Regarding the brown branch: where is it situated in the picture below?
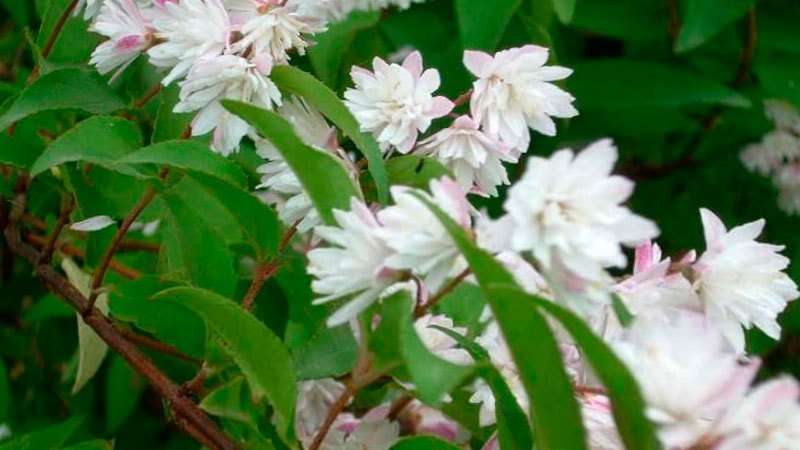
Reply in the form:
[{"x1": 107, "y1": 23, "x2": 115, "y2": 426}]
[
  {"x1": 118, "y1": 327, "x2": 203, "y2": 366},
  {"x1": 25, "y1": 233, "x2": 141, "y2": 280},
  {"x1": 666, "y1": 0, "x2": 680, "y2": 42},
  {"x1": 308, "y1": 381, "x2": 357, "y2": 450},
  {"x1": 414, "y1": 268, "x2": 471, "y2": 318},
  {"x1": 452, "y1": 89, "x2": 473, "y2": 108},
  {"x1": 733, "y1": 8, "x2": 757, "y2": 87},
  {"x1": 134, "y1": 84, "x2": 164, "y2": 109},
  {"x1": 4, "y1": 222, "x2": 237, "y2": 449},
  {"x1": 387, "y1": 394, "x2": 414, "y2": 421},
  {"x1": 39, "y1": 196, "x2": 75, "y2": 265},
  {"x1": 241, "y1": 220, "x2": 300, "y2": 311},
  {"x1": 118, "y1": 239, "x2": 160, "y2": 253},
  {"x1": 28, "y1": 0, "x2": 80, "y2": 82}
]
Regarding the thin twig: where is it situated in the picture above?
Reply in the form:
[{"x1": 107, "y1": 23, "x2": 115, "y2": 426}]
[
  {"x1": 29, "y1": 0, "x2": 80, "y2": 82},
  {"x1": 134, "y1": 84, "x2": 163, "y2": 109},
  {"x1": 666, "y1": 0, "x2": 680, "y2": 42},
  {"x1": 387, "y1": 394, "x2": 414, "y2": 421},
  {"x1": 452, "y1": 89, "x2": 473, "y2": 108},
  {"x1": 119, "y1": 327, "x2": 203, "y2": 366},
  {"x1": 25, "y1": 233, "x2": 141, "y2": 280},
  {"x1": 733, "y1": 8, "x2": 757, "y2": 87},
  {"x1": 118, "y1": 239, "x2": 160, "y2": 253},
  {"x1": 307, "y1": 382, "x2": 357, "y2": 450},
  {"x1": 241, "y1": 262, "x2": 280, "y2": 311},
  {"x1": 39, "y1": 196, "x2": 75, "y2": 265},
  {"x1": 414, "y1": 268, "x2": 471, "y2": 318}
]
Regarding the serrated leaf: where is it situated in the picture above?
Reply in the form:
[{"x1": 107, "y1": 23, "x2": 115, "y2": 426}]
[
  {"x1": 153, "y1": 287, "x2": 296, "y2": 440},
  {"x1": 390, "y1": 436, "x2": 461, "y2": 450},
  {"x1": 676, "y1": 0, "x2": 756, "y2": 52},
  {"x1": 30, "y1": 116, "x2": 143, "y2": 178},
  {"x1": 417, "y1": 196, "x2": 588, "y2": 450},
  {"x1": 223, "y1": 100, "x2": 361, "y2": 225},
  {"x1": 570, "y1": 59, "x2": 751, "y2": 109},
  {"x1": 62, "y1": 259, "x2": 109, "y2": 395},
  {"x1": 0, "y1": 69, "x2": 125, "y2": 130},
  {"x1": 455, "y1": 0, "x2": 522, "y2": 51},
  {"x1": 271, "y1": 65, "x2": 389, "y2": 204},
  {"x1": 118, "y1": 140, "x2": 248, "y2": 188}
]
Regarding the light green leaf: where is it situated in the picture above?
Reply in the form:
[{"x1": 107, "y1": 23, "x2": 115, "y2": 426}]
[
  {"x1": 417, "y1": 196, "x2": 588, "y2": 450},
  {"x1": 200, "y1": 377, "x2": 260, "y2": 427},
  {"x1": 455, "y1": 0, "x2": 522, "y2": 51},
  {"x1": 271, "y1": 65, "x2": 389, "y2": 204},
  {"x1": 153, "y1": 287, "x2": 296, "y2": 440},
  {"x1": 0, "y1": 69, "x2": 125, "y2": 130},
  {"x1": 553, "y1": 0, "x2": 577, "y2": 23},
  {"x1": 30, "y1": 116, "x2": 143, "y2": 178},
  {"x1": 118, "y1": 140, "x2": 247, "y2": 188},
  {"x1": 223, "y1": 100, "x2": 361, "y2": 225},
  {"x1": 62, "y1": 259, "x2": 109, "y2": 395},
  {"x1": 0, "y1": 417, "x2": 82, "y2": 450},
  {"x1": 390, "y1": 436, "x2": 461, "y2": 450},
  {"x1": 676, "y1": 0, "x2": 756, "y2": 52},
  {"x1": 570, "y1": 59, "x2": 752, "y2": 109}
]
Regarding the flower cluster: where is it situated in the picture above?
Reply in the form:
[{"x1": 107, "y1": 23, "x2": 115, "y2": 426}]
[{"x1": 741, "y1": 100, "x2": 800, "y2": 214}]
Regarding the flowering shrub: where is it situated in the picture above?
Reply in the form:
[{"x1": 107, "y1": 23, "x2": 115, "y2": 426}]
[{"x1": 0, "y1": 1, "x2": 799, "y2": 450}]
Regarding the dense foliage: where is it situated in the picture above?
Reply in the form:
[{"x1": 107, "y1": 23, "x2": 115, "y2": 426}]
[{"x1": 0, "y1": 0, "x2": 799, "y2": 450}]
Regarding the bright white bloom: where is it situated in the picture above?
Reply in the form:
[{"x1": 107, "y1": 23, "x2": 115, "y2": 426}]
[
  {"x1": 418, "y1": 115, "x2": 514, "y2": 197},
  {"x1": 713, "y1": 377, "x2": 800, "y2": 450},
  {"x1": 341, "y1": 416, "x2": 399, "y2": 450},
  {"x1": 614, "y1": 241, "x2": 698, "y2": 321},
  {"x1": 174, "y1": 54, "x2": 282, "y2": 155},
  {"x1": 504, "y1": 139, "x2": 658, "y2": 279},
  {"x1": 148, "y1": 0, "x2": 231, "y2": 85},
  {"x1": 90, "y1": 0, "x2": 153, "y2": 78},
  {"x1": 613, "y1": 315, "x2": 759, "y2": 448},
  {"x1": 693, "y1": 209, "x2": 799, "y2": 353},
  {"x1": 464, "y1": 45, "x2": 577, "y2": 153},
  {"x1": 295, "y1": 378, "x2": 347, "y2": 445},
  {"x1": 256, "y1": 97, "x2": 336, "y2": 231},
  {"x1": 232, "y1": 1, "x2": 324, "y2": 64},
  {"x1": 345, "y1": 51, "x2": 454, "y2": 153},
  {"x1": 581, "y1": 394, "x2": 623, "y2": 450},
  {"x1": 376, "y1": 177, "x2": 470, "y2": 291},
  {"x1": 414, "y1": 314, "x2": 472, "y2": 365},
  {"x1": 70, "y1": 215, "x2": 116, "y2": 232},
  {"x1": 308, "y1": 199, "x2": 399, "y2": 327}
]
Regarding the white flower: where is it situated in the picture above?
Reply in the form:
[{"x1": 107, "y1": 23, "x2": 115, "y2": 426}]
[
  {"x1": 418, "y1": 115, "x2": 514, "y2": 197},
  {"x1": 341, "y1": 416, "x2": 399, "y2": 450},
  {"x1": 344, "y1": 51, "x2": 453, "y2": 153},
  {"x1": 774, "y1": 163, "x2": 800, "y2": 215},
  {"x1": 308, "y1": 199, "x2": 399, "y2": 327},
  {"x1": 504, "y1": 139, "x2": 658, "y2": 280},
  {"x1": 174, "y1": 54, "x2": 282, "y2": 155},
  {"x1": 414, "y1": 314, "x2": 472, "y2": 365},
  {"x1": 90, "y1": 0, "x2": 154, "y2": 79},
  {"x1": 713, "y1": 377, "x2": 800, "y2": 450},
  {"x1": 295, "y1": 378, "x2": 347, "y2": 445},
  {"x1": 77, "y1": 0, "x2": 103, "y2": 19},
  {"x1": 614, "y1": 241, "x2": 699, "y2": 321},
  {"x1": 232, "y1": 1, "x2": 324, "y2": 64},
  {"x1": 581, "y1": 394, "x2": 623, "y2": 450},
  {"x1": 376, "y1": 177, "x2": 470, "y2": 292},
  {"x1": 256, "y1": 97, "x2": 336, "y2": 231},
  {"x1": 70, "y1": 215, "x2": 116, "y2": 232},
  {"x1": 694, "y1": 209, "x2": 799, "y2": 353},
  {"x1": 765, "y1": 99, "x2": 800, "y2": 134},
  {"x1": 464, "y1": 45, "x2": 577, "y2": 153},
  {"x1": 148, "y1": 0, "x2": 231, "y2": 85},
  {"x1": 404, "y1": 401, "x2": 469, "y2": 443},
  {"x1": 613, "y1": 314, "x2": 759, "y2": 448}
]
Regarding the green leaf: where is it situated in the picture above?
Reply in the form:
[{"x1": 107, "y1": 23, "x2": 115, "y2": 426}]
[
  {"x1": 0, "y1": 359, "x2": 8, "y2": 423},
  {"x1": 61, "y1": 440, "x2": 113, "y2": 450},
  {"x1": 611, "y1": 294, "x2": 635, "y2": 328},
  {"x1": 105, "y1": 356, "x2": 144, "y2": 434},
  {"x1": 62, "y1": 259, "x2": 109, "y2": 395},
  {"x1": 30, "y1": 116, "x2": 143, "y2": 178},
  {"x1": 371, "y1": 292, "x2": 473, "y2": 405},
  {"x1": 417, "y1": 196, "x2": 588, "y2": 450},
  {"x1": 390, "y1": 436, "x2": 461, "y2": 450},
  {"x1": 223, "y1": 100, "x2": 361, "y2": 225},
  {"x1": 755, "y1": 57, "x2": 800, "y2": 108},
  {"x1": 308, "y1": 10, "x2": 381, "y2": 87},
  {"x1": 152, "y1": 84, "x2": 193, "y2": 143},
  {"x1": 269, "y1": 66, "x2": 389, "y2": 205},
  {"x1": 455, "y1": 0, "x2": 522, "y2": 51},
  {"x1": 37, "y1": 0, "x2": 99, "y2": 65},
  {"x1": 0, "y1": 69, "x2": 125, "y2": 131},
  {"x1": 162, "y1": 187, "x2": 238, "y2": 297},
  {"x1": 494, "y1": 287, "x2": 661, "y2": 450},
  {"x1": 153, "y1": 287, "x2": 296, "y2": 440},
  {"x1": 293, "y1": 326, "x2": 358, "y2": 380},
  {"x1": 118, "y1": 140, "x2": 247, "y2": 188},
  {"x1": 571, "y1": 0, "x2": 665, "y2": 43},
  {"x1": 552, "y1": 0, "x2": 577, "y2": 23},
  {"x1": 361, "y1": 155, "x2": 450, "y2": 203},
  {"x1": 200, "y1": 377, "x2": 261, "y2": 427},
  {"x1": 570, "y1": 59, "x2": 752, "y2": 109},
  {"x1": 0, "y1": 418, "x2": 82, "y2": 450},
  {"x1": 676, "y1": 0, "x2": 756, "y2": 52}
]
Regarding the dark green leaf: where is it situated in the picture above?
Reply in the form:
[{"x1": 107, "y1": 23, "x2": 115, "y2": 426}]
[
  {"x1": 105, "y1": 356, "x2": 144, "y2": 433},
  {"x1": 308, "y1": 10, "x2": 381, "y2": 87},
  {"x1": 390, "y1": 436, "x2": 461, "y2": 450},
  {"x1": 270, "y1": 65, "x2": 389, "y2": 204},
  {"x1": 455, "y1": 0, "x2": 522, "y2": 51},
  {"x1": 0, "y1": 417, "x2": 82, "y2": 450},
  {"x1": 223, "y1": 100, "x2": 361, "y2": 225},
  {"x1": 676, "y1": 0, "x2": 756, "y2": 52}
]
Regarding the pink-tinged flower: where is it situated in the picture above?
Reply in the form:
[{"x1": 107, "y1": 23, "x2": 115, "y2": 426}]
[
  {"x1": 713, "y1": 377, "x2": 800, "y2": 450},
  {"x1": 613, "y1": 314, "x2": 760, "y2": 448},
  {"x1": 693, "y1": 209, "x2": 799, "y2": 353},
  {"x1": 231, "y1": 1, "x2": 324, "y2": 64},
  {"x1": 581, "y1": 394, "x2": 624, "y2": 450},
  {"x1": 344, "y1": 51, "x2": 454, "y2": 153},
  {"x1": 464, "y1": 45, "x2": 577, "y2": 152},
  {"x1": 480, "y1": 433, "x2": 499, "y2": 450},
  {"x1": 295, "y1": 378, "x2": 348, "y2": 445},
  {"x1": 90, "y1": 0, "x2": 154, "y2": 79},
  {"x1": 614, "y1": 241, "x2": 699, "y2": 321},
  {"x1": 308, "y1": 199, "x2": 400, "y2": 327},
  {"x1": 376, "y1": 177, "x2": 470, "y2": 292},
  {"x1": 414, "y1": 314, "x2": 472, "y2": 366},
  {"x1": 174, "y1": 54, "x2": 282, "y2": 155},
  {"x1": 418, "y1": 115, "x2": 515, "y2": 197},
  {"x1": 148, "y1": 0, "x2": 232, "y2": 85},
  {"x1": 402, "y1": 401, "x2": 470, "y2": 443},
  {"x1": 504, "y1": 139, "x2": 658, "y2": 281}
]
